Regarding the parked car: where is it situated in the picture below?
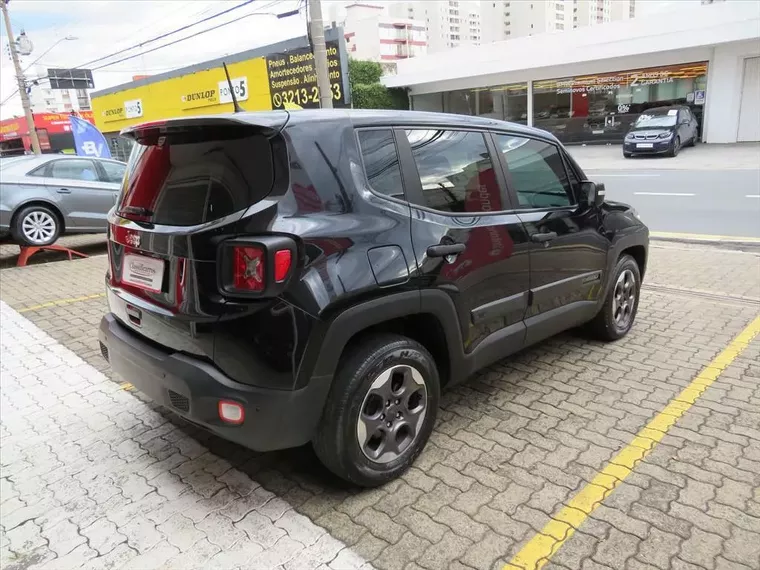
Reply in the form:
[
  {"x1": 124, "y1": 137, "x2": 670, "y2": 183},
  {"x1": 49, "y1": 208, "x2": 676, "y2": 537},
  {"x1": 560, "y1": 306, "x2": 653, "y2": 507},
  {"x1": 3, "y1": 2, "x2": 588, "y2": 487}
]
[
  {"x1": 98, "y1": 110, "x2": 649, "y2": 487},
  {"x1": 0, "y1": 155, "x2": 127, "y2": 246},
  {"x1": 623, "y1": 106, "x2": 699, "y2": 158}
]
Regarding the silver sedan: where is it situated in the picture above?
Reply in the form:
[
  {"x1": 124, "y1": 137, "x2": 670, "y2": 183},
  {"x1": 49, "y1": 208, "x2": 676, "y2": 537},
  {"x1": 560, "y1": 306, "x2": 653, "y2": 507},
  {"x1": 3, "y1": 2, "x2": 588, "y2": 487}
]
[{"x1": 0, "y1": 155, "x2": 126, "y2": 246}]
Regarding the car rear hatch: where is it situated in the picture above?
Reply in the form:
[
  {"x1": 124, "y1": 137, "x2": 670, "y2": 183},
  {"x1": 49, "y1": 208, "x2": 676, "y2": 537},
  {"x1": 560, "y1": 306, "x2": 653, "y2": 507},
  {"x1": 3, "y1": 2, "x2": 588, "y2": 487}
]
[{"x1": 106, "y1": 113, "x2": 291, "y2": 364}]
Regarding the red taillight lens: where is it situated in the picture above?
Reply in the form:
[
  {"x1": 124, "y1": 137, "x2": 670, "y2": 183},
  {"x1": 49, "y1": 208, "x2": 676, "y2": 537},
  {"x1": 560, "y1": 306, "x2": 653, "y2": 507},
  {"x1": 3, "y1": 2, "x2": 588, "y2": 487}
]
[
  {"x1": 232, "y1": 246, "x2": 264, "y2": 291},
  {"x1": 274, "y1": 249, "x2": 292, "y2": 283}
]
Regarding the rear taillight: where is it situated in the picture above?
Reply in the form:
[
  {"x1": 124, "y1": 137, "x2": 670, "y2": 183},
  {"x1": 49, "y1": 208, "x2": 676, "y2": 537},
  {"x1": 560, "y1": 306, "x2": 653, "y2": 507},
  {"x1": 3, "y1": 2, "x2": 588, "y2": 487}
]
[
  {"x1": 274, "y1": 250, "x2": 292, "y2": 283},
  {"x1": 218, "y1": 236, "x2": 297, "y2": 297},
  {"x1": 233, "y1": 246, "x2": 265, "y2": 291}
]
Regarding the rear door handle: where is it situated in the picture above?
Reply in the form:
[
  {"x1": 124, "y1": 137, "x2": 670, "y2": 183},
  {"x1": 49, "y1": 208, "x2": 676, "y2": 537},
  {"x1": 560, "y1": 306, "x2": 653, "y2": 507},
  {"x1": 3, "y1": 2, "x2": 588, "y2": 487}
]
[
  {"x1": 57, "y1": 188, "x2": 71, "y2": 194},
  {"x1": 531, "y1": 232, "x2": 558, "y2": 243},
  {"x1": 427, "y1": 242, "x2": 466, "y2": 258}
]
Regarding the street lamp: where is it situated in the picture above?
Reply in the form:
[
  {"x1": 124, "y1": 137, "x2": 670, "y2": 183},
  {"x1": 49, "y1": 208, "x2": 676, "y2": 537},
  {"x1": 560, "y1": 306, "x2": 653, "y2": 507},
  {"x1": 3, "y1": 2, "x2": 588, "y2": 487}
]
[{"x1": 23, "y1": 35, "x2": 78, "y2": 72}]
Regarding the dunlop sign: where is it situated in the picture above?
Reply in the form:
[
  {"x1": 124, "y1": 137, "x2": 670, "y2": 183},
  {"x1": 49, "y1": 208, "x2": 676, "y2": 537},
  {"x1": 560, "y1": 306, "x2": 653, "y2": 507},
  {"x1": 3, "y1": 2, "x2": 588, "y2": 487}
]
[
  {"x1": 265, "y1": 40, "x2": 347, "y2": 110},
  {"x1": 181, "y1": 88, "x2": 219, "y2": 110}
]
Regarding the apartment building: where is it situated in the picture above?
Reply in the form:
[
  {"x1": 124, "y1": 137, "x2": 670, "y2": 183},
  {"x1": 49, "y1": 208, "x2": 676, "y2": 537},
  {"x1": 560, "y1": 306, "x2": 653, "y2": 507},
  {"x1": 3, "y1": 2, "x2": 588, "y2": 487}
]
[
  {"x1": 481, "y1": 0, "x2": 635, "y2": 43},
  {"x1": 389, "y1": 1, "x2": 482, "y2": 53},
  {"x1": 343, "y1": 3, "x2": 427, "y2": 63},
  {"x1": 26, "y1": 66, "x2": 91, "y2": 114}
]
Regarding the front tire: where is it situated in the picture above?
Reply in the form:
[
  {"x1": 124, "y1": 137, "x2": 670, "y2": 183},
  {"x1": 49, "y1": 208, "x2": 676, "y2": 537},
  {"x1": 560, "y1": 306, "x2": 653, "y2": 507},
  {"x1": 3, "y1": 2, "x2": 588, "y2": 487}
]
[
  {"x1": 12, "y1": 205, "x2": 61, "y2": 246},
  {"x1": 667, "y1": 136, "x2": 680, "y2": 157},
  {"x1": 623, "y1": 151, "x2": 632, "y2": 158},
  {"x1": 587, "y1": 254, "x2": 641, "y2": 341},
  {"x1": 313, "y1": 333, "x2": 440, "y2": 487}
]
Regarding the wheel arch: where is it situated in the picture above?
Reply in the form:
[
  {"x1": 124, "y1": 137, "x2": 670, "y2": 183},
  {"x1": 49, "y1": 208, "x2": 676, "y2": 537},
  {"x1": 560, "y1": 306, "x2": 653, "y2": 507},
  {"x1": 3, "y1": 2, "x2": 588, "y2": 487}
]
[
  {"x1": 300, "y1": 289, "x2": 465, "y2": 391},
  {"x1": 621, "y1": 244, "x2": 647, "y2": 281}
]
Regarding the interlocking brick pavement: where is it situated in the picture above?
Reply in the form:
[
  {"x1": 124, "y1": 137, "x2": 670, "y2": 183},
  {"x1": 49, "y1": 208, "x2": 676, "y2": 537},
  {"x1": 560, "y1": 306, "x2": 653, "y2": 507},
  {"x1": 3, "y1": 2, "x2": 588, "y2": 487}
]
[{"x1": 1, "y1": 241, "x2": 759, "y2": 570}]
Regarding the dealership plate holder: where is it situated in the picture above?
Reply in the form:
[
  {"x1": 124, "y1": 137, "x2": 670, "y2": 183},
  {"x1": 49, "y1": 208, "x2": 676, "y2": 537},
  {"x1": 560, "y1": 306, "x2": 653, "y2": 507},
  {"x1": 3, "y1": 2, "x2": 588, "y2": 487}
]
[{"x1": 16, "y1": 244, "x2": 88, "y2": 267}]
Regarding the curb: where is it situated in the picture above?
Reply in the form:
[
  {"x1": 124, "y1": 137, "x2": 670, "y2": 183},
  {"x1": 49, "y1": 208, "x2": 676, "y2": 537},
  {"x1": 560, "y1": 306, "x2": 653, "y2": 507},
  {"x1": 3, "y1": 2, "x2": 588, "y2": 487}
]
[{"x1": 650, "y1": 232, "x2": 760, "y2": 249}]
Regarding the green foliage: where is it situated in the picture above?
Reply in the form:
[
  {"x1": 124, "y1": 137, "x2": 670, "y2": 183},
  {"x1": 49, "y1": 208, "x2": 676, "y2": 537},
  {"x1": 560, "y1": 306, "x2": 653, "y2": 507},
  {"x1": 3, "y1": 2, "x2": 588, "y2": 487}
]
[{"x1": 348, "y1": 59, "x2": 408, "y2": 110}]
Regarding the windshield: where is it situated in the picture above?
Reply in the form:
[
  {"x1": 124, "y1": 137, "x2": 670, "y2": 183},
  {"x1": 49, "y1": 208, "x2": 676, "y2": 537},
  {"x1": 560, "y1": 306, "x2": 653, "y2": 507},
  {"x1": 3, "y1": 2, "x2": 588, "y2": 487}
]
[{"x1": 634, "y1": 113, "x2": 677, "y2": 128}]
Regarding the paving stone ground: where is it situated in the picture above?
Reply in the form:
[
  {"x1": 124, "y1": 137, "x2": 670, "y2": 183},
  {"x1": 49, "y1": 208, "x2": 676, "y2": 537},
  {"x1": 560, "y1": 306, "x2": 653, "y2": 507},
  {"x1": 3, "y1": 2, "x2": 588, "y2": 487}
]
[{"x1": 1, "y1": 241, "x2": 759, "y2": 570}]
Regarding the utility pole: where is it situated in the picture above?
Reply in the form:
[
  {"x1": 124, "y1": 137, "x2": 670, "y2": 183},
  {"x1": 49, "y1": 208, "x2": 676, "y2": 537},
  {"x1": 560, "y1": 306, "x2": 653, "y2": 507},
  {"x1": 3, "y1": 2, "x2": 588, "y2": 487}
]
[
  {"x1": 309, "y1": 0, "x2": 333, "y2": 109},
  {"x1": 1, "y1": 0, "x2": 41, "y2": 154}
]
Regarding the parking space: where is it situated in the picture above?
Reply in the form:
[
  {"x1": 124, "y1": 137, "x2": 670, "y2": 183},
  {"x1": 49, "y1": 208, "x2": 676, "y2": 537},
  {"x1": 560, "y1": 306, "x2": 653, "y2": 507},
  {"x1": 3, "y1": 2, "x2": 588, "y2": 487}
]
[{"x1": 1, "y1": 241, "x2": 759, "y2": 570}]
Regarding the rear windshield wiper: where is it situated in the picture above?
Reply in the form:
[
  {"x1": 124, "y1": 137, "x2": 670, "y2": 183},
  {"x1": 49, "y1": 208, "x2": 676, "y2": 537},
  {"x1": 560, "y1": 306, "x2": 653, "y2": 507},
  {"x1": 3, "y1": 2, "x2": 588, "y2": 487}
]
[{"x1": 119, "y1": 206, "x2": 154, "y2": 217}]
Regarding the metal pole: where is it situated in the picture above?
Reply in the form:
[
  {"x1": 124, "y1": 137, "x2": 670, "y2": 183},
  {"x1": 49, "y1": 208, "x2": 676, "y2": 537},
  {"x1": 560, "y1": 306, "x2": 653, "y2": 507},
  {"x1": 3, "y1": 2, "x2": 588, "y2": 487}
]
[
  {"x1": 309, "y1": 0, "x2": 333, "y2": 109},
  {"x1": 1, "y1": 0, "x2": 42, "y2": 154}
]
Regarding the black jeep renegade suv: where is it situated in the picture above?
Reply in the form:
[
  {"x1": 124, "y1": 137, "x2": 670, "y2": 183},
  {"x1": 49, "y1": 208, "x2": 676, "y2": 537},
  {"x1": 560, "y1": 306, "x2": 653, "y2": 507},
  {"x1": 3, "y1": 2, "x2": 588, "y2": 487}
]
[{"x1": 99, "y1": 110, "x2": 648, "y2": 487}]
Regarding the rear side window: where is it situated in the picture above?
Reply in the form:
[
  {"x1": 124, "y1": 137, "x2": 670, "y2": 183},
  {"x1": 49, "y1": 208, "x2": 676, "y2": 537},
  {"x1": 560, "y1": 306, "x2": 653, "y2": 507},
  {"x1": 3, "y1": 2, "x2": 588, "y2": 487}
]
[
  {"x1": 49, "y1": 159, "x2": 99, "y2": 182},
  {"x1": 405, "y1": 129, "x2": 506, "y2": 214},
  {"x1": 118, "y1": 131, "x2": 273, "y2": 226},
  {"x1": 100, "y1": 161, "x2": 126, "y2": 183},
  {"x1": 494, "y1": 135, "x2": 574, "y2": 208},
  {"x1": 357, "y1": 130, "x2": 404, "y2": 200}
]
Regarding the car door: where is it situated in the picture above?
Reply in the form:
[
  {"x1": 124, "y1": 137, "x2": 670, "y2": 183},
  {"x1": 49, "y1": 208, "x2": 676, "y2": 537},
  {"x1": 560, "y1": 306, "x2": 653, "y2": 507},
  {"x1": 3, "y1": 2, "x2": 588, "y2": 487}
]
[
  {"x1": 493, "y1": 133, "x2": 609, "y2": 346},
  {"x1": 683, "y1": 108, "x2": 698, "y2": 143},
  {"x1": 398, "y1": 127, "x2": 532, "y2": 358},
  {"x1": 95, "y1": 159, "x2": 126, "y2": 212},
  {"x1": 42, "y1": 158, "x2": 117, "y2": 230}
]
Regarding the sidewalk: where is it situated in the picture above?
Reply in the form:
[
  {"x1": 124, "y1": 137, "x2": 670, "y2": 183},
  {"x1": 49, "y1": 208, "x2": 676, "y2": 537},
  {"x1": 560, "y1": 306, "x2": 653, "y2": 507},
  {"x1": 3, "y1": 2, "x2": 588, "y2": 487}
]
[{"x1": 568, "y1": 142, "x2": 760, "y2": 171}]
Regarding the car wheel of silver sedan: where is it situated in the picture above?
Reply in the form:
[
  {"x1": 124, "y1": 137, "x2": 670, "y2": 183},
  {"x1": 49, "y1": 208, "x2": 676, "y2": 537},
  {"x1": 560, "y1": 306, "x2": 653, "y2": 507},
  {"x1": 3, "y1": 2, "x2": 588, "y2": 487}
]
[{"x1": 12, "y1": 205, "x2": 61, "y2": 247}]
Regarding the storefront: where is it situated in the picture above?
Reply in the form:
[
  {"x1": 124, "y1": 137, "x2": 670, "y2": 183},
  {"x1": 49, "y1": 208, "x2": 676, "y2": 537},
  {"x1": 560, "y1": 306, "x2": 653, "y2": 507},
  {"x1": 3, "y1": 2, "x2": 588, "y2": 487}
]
[
  {"x1": 0, "y1": 111, "x2": 96, "y2": 156},
  {"x1": 388, "y1": 1, "x2": 760, "y2": 144},
  {"x1": 91, "y1": 27, "x2": 350, "y2": 159}
]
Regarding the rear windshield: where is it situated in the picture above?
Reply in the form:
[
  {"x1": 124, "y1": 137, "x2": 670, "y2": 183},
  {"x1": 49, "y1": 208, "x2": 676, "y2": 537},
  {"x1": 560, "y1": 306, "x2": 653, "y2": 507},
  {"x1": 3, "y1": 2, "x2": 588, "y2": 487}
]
[{"x1": 118, "y1": 129, "x2": 274, "y2": 226}]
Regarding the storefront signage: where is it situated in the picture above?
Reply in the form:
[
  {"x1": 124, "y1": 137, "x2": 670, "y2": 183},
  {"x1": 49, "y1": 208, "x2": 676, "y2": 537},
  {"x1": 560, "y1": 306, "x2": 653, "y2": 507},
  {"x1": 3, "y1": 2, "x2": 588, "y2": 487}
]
[
  {"x1": 180, "y1": 88, "x2": 219, "y2": 110},
  {"x1": 125, "y1": 99, "x2": 143, "y2": 119},
  {"x1": 218, "y1": 77, "x2": 249, "y2": 104},
  {"x1": 695, "y1": 90, "x2": 706, "y2": 105},
  {"x1": 102, "y1": 105, "x2": 127, "y2": 123},
  {"x1": 0, "y1": 112, "x2": 97, "y2": 141},
  {"x1": 265, "y1": 40, "x2": 347, "y2": 109}
]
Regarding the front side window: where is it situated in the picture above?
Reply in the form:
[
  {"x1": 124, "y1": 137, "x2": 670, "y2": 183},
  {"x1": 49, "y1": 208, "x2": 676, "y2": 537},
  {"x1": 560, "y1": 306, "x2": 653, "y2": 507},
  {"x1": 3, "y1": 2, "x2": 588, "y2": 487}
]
[
  {"x1": 49, "y1": 159, "x2": 99, "y2": 182},
  {"x1": 405, "y1": 129, "x2": 505, "y2": 214},
  {"x1": 495, "y1": 135, "x2": 574, "y2": 208},
  {"x1": 357, "y1": 130, "x2": 404, "y2": 200}
]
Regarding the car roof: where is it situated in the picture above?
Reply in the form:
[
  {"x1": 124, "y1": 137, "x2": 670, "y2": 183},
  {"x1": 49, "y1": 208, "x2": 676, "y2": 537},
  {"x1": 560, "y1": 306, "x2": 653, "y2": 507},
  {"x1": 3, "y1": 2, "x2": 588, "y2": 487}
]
[{"x1": 123, "y1": 109, "x2": 554, "y2": 142}]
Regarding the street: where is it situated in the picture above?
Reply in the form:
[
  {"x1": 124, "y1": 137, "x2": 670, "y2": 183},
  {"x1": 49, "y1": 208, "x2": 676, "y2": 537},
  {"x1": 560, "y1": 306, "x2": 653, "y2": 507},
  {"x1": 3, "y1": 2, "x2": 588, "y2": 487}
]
[{"x1": 591, "y1": 169, "x2": 760, "y2": 238}]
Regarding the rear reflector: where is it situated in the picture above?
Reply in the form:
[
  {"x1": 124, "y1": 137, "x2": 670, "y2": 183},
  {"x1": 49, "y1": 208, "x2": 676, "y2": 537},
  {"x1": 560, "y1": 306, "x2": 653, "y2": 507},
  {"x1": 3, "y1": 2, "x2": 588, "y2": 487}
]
[
  {"x1": 218, "y1": 401, "x2": 245, "y2": 425},
  {"x1": 274, "y1": 249, "x2": 292, "y2": 283},
  {"x1": 233, "y1": 246, "x2": 264, "y2": 291}
]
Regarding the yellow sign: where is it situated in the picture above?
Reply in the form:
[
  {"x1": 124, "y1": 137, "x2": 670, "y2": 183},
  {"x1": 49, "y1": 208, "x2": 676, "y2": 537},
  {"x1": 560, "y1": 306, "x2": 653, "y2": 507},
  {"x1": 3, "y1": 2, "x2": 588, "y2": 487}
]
[{"x1": 91, "y1": 57, "x2": 272, "y2": 131}]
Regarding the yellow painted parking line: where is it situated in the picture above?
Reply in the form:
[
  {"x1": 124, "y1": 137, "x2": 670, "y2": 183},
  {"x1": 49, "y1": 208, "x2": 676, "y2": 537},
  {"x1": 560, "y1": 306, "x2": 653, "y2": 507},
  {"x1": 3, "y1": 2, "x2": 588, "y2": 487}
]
[
  {"x1": 17, "y1": 293, "x2": 106, "y2": 313},
  {"x1": 504, "y1": 314, "x2": 760, "y2": 570},
  {"x1": 650, "y1": 231, "x2": 760, "y2": 243}
]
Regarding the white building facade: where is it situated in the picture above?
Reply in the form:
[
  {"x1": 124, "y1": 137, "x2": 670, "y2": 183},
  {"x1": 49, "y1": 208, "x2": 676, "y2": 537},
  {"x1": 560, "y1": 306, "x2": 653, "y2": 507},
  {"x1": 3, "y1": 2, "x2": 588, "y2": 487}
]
[
  {"x1": 385, "y1": 0, "x2": 760, "y2": 144},
  {"x1": 481, "y1": 0, "x2": 635, "y2": 43},
  {"x1": 26, "y1": 66, "x2": 91, "y2": 114},
  {"x1": 344, "y1": 3, "x2": 427, "y2": 63},
  {"x1": 389, "y1": 1, "x2": 481, "y2": 53}
]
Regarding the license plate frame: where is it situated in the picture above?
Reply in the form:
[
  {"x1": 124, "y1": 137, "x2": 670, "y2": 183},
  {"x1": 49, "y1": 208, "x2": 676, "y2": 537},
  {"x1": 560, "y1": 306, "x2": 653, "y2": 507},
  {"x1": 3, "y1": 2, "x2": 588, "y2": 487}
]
[
  {"x1": 122, "y1": 253, "x2": 165, "y2": 293},
  {"x1": 636, "y1": 142, "x2": 654, "y2": 149}
]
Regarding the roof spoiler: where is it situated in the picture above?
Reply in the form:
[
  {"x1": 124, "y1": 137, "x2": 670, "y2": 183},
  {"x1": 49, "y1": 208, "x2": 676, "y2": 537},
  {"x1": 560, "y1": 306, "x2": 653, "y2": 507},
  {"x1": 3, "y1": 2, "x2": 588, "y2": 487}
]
[{"x1": 120, "y1": 111, "x2": 290, "y2": 142}]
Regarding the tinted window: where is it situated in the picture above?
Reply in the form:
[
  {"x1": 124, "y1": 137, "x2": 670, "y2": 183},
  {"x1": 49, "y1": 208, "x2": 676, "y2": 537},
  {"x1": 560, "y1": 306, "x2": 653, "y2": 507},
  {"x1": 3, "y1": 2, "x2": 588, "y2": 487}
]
[
  {"x1": 118, "y1": 131, "x2": 273, "y2": 226},
  {"x1": 405, "y1": 129, "x2": 505, "y2": 213},
  {"x1": 100, "y1": 161, "x2": 126, "y2": 183},
  {"x1": 357, "y1": 130, "x2": 404, "y2": 200},
  {"x1": 495, "y1": 135, "x2": 573, "y2": 208},
  {"x1": 49, "y1": 159, "x2": 99, "y2": 181}
]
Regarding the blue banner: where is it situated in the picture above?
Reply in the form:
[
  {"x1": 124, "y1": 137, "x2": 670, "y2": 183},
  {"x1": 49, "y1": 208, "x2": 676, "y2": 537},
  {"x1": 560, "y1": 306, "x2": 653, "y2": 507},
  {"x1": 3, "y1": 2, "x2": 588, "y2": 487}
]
[{"x1": 69, "y1": 115, "x2": 112, "y2": 159}]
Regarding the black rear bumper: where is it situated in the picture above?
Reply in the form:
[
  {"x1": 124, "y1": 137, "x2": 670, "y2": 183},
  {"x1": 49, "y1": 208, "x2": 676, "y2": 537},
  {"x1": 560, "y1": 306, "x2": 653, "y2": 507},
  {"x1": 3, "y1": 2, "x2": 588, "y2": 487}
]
[{"x1": 98, "y1": 313, "x2": 331, "y2": 452}]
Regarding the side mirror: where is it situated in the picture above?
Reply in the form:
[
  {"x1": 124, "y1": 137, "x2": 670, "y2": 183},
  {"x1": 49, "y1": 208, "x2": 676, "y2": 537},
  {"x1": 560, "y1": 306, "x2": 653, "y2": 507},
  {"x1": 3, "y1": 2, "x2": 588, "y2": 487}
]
[{"x1": 580, "y1": 181, "x2": 605, "y2": 208}]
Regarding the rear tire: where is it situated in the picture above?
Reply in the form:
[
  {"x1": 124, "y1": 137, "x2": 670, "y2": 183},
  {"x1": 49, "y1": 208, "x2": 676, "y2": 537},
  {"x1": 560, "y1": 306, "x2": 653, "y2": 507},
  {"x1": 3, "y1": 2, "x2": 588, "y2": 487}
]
[
  {"x1": 313, "y1": 333, "x2": 440, "y2": 487},
  {"x1": 12, "y1": 205, "x2": 61, "y2": 247},
  {"x1": 586, "y1": 254, "x2": 641, "y2": 341}
]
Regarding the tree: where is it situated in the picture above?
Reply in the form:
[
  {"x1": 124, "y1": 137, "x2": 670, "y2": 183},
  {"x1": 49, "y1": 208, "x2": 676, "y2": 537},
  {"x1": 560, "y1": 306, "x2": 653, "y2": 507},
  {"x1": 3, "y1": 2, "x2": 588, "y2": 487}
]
[{"x1": 348, "y1": 59, "x2": 408, "y2": 110}]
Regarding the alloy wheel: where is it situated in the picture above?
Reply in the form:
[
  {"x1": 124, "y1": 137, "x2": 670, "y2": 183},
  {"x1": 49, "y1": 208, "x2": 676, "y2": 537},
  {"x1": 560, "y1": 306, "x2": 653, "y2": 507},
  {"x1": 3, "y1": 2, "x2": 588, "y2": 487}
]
[
  {"x1": 21, "y1": 211, "x2": 57, "y2": 245},
  {"x1": 356, "y1": 364, "x2": 427, "y2": 464},
  {"x1": 612, "y1": 269, "x2": 636, "y2": 329}
]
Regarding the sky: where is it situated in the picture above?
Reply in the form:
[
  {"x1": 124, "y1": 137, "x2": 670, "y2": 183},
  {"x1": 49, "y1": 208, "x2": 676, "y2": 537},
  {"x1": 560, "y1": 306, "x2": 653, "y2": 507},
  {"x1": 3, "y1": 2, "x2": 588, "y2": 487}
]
[{"x1": 0, "y1": 0, "x2": 693, "y2": 120}]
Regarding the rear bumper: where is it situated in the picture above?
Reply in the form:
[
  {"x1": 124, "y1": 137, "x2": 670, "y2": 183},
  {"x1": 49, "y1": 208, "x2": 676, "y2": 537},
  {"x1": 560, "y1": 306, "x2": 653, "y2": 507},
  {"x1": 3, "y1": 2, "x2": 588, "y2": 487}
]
[{"x1": 99, "y1": 313, "x2": 331, "y2": 452}]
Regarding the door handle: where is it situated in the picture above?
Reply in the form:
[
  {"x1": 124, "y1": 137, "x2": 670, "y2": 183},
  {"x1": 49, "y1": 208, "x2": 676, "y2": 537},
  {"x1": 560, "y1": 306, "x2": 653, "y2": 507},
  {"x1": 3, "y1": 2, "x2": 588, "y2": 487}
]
[
  {"x1": 57, "y1": 188, "x2": 71, "y2": 194},
  {"x1": 427, "y1": 242, "x2": 466, "y2": 258},
  {"x1": 531, "y1": 232, "x2": 558, "y2": 243}
]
